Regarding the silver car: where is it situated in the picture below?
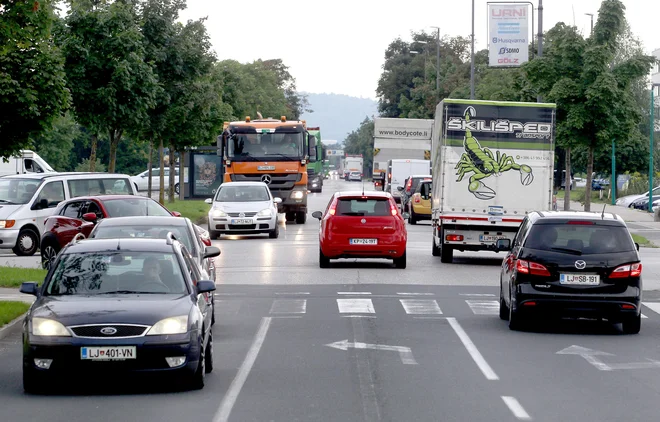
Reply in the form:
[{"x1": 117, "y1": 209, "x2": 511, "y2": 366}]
[{"x1": 205, "y1": 181, "x2": 281, "y2": 239}]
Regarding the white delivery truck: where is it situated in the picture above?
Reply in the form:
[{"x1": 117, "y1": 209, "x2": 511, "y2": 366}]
[
  {"x1": 431, "y1": 99, "x2": 556, "y2": 262},
  {"x1": 373, "y1": 117, "x2": 433, "y2": 181},
  {"x1": 385, "y1": 159, "x2": 431, "y2": 203},
  {"x1": 343, "y1": 155, "x2": 363, "y2": 180},
  {"x1": 0, "y1": 150, "x2": 55, "y2": 176}
]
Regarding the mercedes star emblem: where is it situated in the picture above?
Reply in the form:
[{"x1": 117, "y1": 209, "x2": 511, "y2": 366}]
[
  {"x1": 574, "y1": 260, "x2": 586, "y2": 270},
  {"x1": 361, "y1": 218, "x2": 366, "y2": 224},
  {"x1": 100, "y1": 327, "x2": 118, "y2": 335},
  {"x1": 261, "y1": 174, "x2": 272, "y2": 185}
]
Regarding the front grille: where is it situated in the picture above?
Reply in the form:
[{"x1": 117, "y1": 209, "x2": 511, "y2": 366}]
[
  {"x1": 227, "y1": 212, "x2": 257, "y2": 217},
  {"x1": 70, "y1": 324, "x2": 148, "y2": 338},
  {"x1": 228, "y1": 224, "x2": 257, "y2": 230},
  {"x1": 231, "y1": 173, "x2": 301, "y2": 190}
]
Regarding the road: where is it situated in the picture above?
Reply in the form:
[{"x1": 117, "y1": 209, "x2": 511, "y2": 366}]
[{"x1": 4, "y1": 178, "x2": 660, "y2": 421}]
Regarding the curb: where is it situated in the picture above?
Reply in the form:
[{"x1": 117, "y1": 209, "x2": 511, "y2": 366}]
[{"x1": 0, "y1": 313, "x2": 26, "y2": 341}]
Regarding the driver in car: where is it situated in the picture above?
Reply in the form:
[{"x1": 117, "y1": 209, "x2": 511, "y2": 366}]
[{"x1": 141, "y1": 257, "x2": 170, "y2": 292}]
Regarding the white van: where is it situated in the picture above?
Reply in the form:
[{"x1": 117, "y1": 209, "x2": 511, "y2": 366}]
[
  {"x1": 0, "y1": 150, "x2": 55, "y2": 176},
  {"x1": 385, "y1": 159, "x2": 432, "y2": 203},
  {"x1": 0, "y1": 172, "x2": 136, "y2": 256}
]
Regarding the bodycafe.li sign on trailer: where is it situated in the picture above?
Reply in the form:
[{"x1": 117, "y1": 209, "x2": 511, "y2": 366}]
[{"x1": 488, "y1": 3, "x2": 530, "y2": 67}]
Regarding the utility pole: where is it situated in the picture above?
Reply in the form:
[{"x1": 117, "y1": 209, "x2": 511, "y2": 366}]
[
  {"x1": 650, "y1": 84, "x2": 660, "y2": 213},
  {"x1": 431, "y1": 26, "x2": 440, "y2": 104},
  {"x1": 536, "y1": 0, "x2": 543, "y2": 103},
  {"x1": 470, "y1": 0, "x2": 475, "y2": 99}
]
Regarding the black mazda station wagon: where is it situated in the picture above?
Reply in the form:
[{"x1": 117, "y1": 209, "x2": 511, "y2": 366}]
[
  {"x1": 19, "y1": 234, "x2": 216, "y2": 393},
  {"x1": 498, "y1": 211, "x2": 642, "y2": 333}
]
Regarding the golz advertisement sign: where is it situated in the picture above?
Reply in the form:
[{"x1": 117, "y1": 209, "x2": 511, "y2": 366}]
[{"x1": 488, "y1": 3, "x2": 530, "y2": 67}]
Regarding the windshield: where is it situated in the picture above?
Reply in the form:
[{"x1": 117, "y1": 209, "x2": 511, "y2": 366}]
[
  {"x1": 102, "y1": 198, "x2": 173, "y2": 217},
  {"x1": 0, "y1": 178, "x2": 41, "y2": 205},
  {"x1": 91, "y1": 225, "x2": 195, "y2": 254},
  {"x1": 227, "y1": 132, "x2": 303, "y2": 159},
  {"x1": 524, "y1": 223, "x2": 636, "y2": 254},
  {"x1": 215, "y1": 185, "x2": 271, "y2": 202},
  {"x1": 44, "y1": 251, "x2": 188, "y2": 295}
]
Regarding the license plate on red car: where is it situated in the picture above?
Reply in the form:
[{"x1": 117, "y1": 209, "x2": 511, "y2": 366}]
[{"x1": 350, "y1": 238, "x2": 378, "y2": 245}]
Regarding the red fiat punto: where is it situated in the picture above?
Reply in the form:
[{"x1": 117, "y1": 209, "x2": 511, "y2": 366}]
[{"x1": 312, "y1": 191, "x2": 408, "y2": 269}]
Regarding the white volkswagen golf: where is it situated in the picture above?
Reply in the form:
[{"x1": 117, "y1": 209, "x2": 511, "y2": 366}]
[{"x1": 205, "y1": 181, "x2": 281, "y2": 239}]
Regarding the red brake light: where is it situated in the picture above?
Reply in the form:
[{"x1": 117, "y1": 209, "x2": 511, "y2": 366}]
[
  {"x1": 406, "y1": 178, "x2": 412, "y2": 191},
  {"x1": 516, "y1": 259, "x2": 529, "y2": 274},
  {"x1": 610, "y1": 263, "x2": 642, "y2": 278},
  {"x1": 414, "y1": 196, "x2": 421, "y2": 203},
  {"x1": 516, "y1": 259, "x2": 550, "y2": 276},
  {"x1": 446, "y1": 234, "x2": 464, "y2": 241},
  {"x1": 566, "y1": 221, "x2": 595, "y2": 225},
  {"x1": 328, "y1": 200, "x2": 337, "y2": 216},
  {"x1": 390, "y1": 203, "x2": 398, "y2": 216}
]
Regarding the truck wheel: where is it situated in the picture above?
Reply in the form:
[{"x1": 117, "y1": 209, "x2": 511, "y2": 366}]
[
  {"x1": 295, "y1": 211, "x2": 306, "y2": 224},
  {"x1": 13, "y1": 228, "x2": 39, "y2": 256},
  {"x1": 432, "y1": 236, "x2": 440, "y2": 256},
  {"x1": 440, "y1": 244, "x2": 453, "y2": 263},
  {"x1": 285, "y1": 212, "x2": 296, "y2": 222}
]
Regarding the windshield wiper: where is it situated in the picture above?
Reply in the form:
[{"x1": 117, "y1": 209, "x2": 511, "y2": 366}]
[
  {"x1": 97, "y1": 290, "x2": 164, "y2": 294},
  {"x1": 265, "y1": 153, "x2": 297, "y2": 160},
  {"x1": 0, "y1": 199, "x2": 17, "y2": 204},
  {"x1": 550, "y1": 247, "x2": 583, "y2": 255}
]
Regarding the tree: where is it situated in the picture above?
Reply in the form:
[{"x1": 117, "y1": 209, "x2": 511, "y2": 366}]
[
  {"x1": 29, "y1": 112, "x2": 81, "y2": 171},
  {"x1": 523, "y1": 1, "x2": 655, "y2": 211},
  {"x1": 61, "y1": 0, "x2": 160, "y2": 173},
  {"x1": 344, "y1": 117, "x2": 375, "y2": 175},
  {"x1": 0, "y1": 0, "x2": 70, "y2": 158},
  {"x1": 262, "y1": 59, "x2": 311, "y2": 119}
]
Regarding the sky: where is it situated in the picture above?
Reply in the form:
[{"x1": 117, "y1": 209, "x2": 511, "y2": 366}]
[{"x1": 179, "y1": 0, "x2": 659, "y2": 100}]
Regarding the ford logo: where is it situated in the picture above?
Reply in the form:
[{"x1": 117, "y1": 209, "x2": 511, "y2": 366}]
[{"x1": 100, "y1": 327, "x2": 117, "y2": 335}]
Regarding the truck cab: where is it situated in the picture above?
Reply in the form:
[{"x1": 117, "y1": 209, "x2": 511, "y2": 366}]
[{"x1": 0, "y1": 150, "x2": 55, "y2": 176}]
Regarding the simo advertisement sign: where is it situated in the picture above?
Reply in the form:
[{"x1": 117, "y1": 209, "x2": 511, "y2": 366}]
[{"x1": 488, "y1": 3, "x2": 529, "y2": 67}]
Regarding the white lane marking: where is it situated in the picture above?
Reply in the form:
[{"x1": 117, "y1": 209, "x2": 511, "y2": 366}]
[
  {"x1": 337, "y1": 299, "x2": 375, "y2": 314},
  {"x1": 215, "y1": 300, "x2": 243, "y2": 316},
  {"x1": 351, "y1": 317, "x2": 381, "y2": 422},
  {"x1": 338, "y1": 292, "x2": 372, "y2": 295},
  {"x1": 325, "y1": 339, "x2": 418, "y2": 365},
  {"x1": 643, "y1": 302, "x2": 660, "y2": 316},
  {"x1": 275, "y1": 292, "x2": 310, "y2": 295},
  {"x1": 466, "y1": 300, "x2": 500, "y2": 315},
  {"x1": 269, "y1": 299, "x2": 307, "y2": 314},
  {"x1": 460, "y1": 293, "x2": 496, "y2": 297},
  {"x1": 642, "y1": 314, "x2": 648, "y2": 319},
  {"x1": 213, "y1": 317, "x2": 272, "y2": 422},
  {"x1": 396, "y1": 292, "x2": 434, "y2": 296},
  {"x1": 399, "y1": 299, "x2": 443, "y2": 315},
  {"x1": 447, "y1": 317, "x2": 499, "y2": 381},
  {"x1": 413, "y1": 316, "x2": 447, "y2": 320},
  {"x1": 501, "y1": 396, "x2": 532, "y2": 420}
]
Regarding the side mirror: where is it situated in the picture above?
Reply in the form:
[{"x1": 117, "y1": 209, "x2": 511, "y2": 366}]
[
  {"x1": 204, "y1": 198, "x2": 213, "y2": 204},
  {"x1": 397, "y1": 186, "x2": 404, "y2": 192},
  {"x1": 496, "y1": 239, "x2": 511, "y2": 251},
  {"x1": 196, "y1": 280, "x2": 216, "y2": 294},
  {"x1": 170, "y1": 211, "x2": 181, "y2": 217},
  {"x1": 82, "y1": 212, "x2": 97, "y2": 223},
  {"x1": 312, "y1": 211, "x2": 323, "y2": 220},
  {"x1": 203, "y1": 246, "x2": 221, "y2": 259},
  {"x1": 402, "y1": 212, "x2": 410, "y2": 219},
  {"x1": 635, "y1": 242, "x2": 640, "y2": 251},
  {"x1": 20, "y1": 282, "x2": 39, "y2": 296},
  {"x1": 273, "y1": 197, "x2": 282, "y2": 204}
]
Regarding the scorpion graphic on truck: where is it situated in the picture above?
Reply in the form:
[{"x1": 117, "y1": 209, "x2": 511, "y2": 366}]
[{"x1": 455, "y1": 106, "x2": 534, "y2": 200}]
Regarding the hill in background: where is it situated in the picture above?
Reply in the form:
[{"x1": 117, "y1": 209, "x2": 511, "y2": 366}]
[{"x1": 300, "y1": 93, "x2": 378, "y2": 144}]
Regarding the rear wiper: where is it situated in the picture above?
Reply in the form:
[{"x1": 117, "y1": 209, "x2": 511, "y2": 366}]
[{"x1": 550, "y1": 247, "x2": 582, "y2": 255}]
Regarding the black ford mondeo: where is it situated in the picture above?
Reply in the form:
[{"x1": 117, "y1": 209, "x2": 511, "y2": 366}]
[{"x1": 20, "y1": 235, "x2": 217, "y2": 393}]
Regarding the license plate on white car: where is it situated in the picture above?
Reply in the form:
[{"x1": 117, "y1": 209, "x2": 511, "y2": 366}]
[
  {"x1": 480, "y1": 235, "x2": 507, "y2": 242},
  {"x1": 81, "y1": 346, "x2": 136, "y2": 360},
  {"x1": 231, "y1": 219, "x2": 252, "y2": 225},
  {"x1": 560, "y1": 274, "x2": 600, "y2": 286},
  {"x1": 350, "y1": 238, "x2": 378, "y2": 245}
]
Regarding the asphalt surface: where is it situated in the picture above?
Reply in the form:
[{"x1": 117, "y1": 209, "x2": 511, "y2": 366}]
[{"x1": 3, "y1": 178, "x2": 660, "y2": 421}]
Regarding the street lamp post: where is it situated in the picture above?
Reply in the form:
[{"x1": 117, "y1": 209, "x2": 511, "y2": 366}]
[
  {"x1": 431, "y1": 26, "x2": 440, "y2": 104},
  {"x1": 585, "y1": 13, "x2": 593, "y2": 34},
  {"x1": 649, "y1": 84, "x2": 660, "y2": 213},
  {"x1": 470, "y1": 0, "x2": 475, "y2": 99}
]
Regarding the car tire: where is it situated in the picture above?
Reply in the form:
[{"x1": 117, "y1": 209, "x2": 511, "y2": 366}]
[
  {"x1": 319, "y1": 248, "x2": 330, "y2": 268},
  {"x1": 408, "y1": 210, "x2": 417, "y2": 225},
  {"x1": 295, "y1": 211, "x2": 306, "y2": 224},
  {"x1": 432, "y1": 235, "x2": 440, "y2": 256},
  {"x1": 13, "y1": 228, "x2": 39, "y2": 257},
  {"x1": 440, "y1": 244, "x2": 453, "y2": 263},
  {"x1": 41, "y1": 241, "x2": 60, "y2": 270},
  {"x1": 208, "y1": 224, "x2": 220, "y2": 240},
  {"x1": 499, "y1": 284, "x2": 509, "y2": 321},
  {"x1": 23, "y1": 366, "x2": 48, "y2": 394},
  {"x1": 394, "y1": 252, "x2": 407, "y2": 269},
  {"x1": 204, "y1": 331, "x2": 214, "y2": 373},
  {"x1": 174, "y1": 183, "x2": 180, "y2": 195},
  {"x1": 622, "y1": 314, "x2": 641, "y2": 334},
  {"x1": 187, "y1": 339, "x2": 206, "y2": 390},
  {"x1": 508, "y1": 291, "x2": 523, "y2": 331},
  {"x1": 269, "y1": 224, "x2": 279, "y2": 239}
]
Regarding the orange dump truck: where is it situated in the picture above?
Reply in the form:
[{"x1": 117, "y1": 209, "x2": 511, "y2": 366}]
[{"x1": 217, "y1": 116, "x2": 319, "y2": 224}]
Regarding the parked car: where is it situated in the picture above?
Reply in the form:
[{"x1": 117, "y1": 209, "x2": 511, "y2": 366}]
[
  {"x1": 312, "y1": 191, "x2": 408, "y2": 268},
  {"x1": 407, "y1": 180, "x2": 432, "y2": 224},
  {"x1": 19, "y1": 235, "x2": 216, "y2": 393},
  {"x1": 499, "y1": 211, "x2": 642, "y2": 334},
  {"x1": 39, "y1": 195, "x2": 180, "y2": 270},
  {"x1": 130, "y1": 167, "x2": 187, "y2": 194},
  {"x1": 205, "y1": 181, "x2": 281, "y2": 239}
]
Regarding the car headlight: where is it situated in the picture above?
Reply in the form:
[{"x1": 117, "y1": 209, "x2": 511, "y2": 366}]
[
  {"x1": 211, "y1": 208, "x2": 227, "y2": 218},
  {"x1": 290, "y1": 191, "x2": 304, "y2": 199},
  {"x1": 146, "y1": 315, "x2": 188, "y2": 335},
  {"x1": 0, "y1": 220, "x2": 15, "y2": 229},
  {"x1": 257, "y1": 208, "x2": 272, "y2": 217},
  {"x1": 32, "y1": 317, "x2": 71, "y2": 337}
]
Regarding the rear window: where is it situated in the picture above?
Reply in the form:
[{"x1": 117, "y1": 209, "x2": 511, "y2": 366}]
[
  {"x1": 524, "y1": 223, "x2": 635, "y2": 254},
  {"x1": 68, "y1": 178, "x2": 132, "y2": 197},
  {"x1": 336, "y1": 198, "x2": 392, "y2": 216}
]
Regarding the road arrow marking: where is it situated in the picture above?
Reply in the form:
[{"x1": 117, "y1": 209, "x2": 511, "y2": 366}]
[
  {"x1": 556, "y1": 345, "x2": 660, "y2": 371},
  {"x1": 325, "y1": 339, "x2": 418, "y2": 364}
]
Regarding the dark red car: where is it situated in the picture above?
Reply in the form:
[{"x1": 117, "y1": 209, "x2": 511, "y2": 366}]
[
  {"x1": 40, "y1": 195, "x2": 180, "y2": 269},
  {"x1": 312, "y1": 191, "x2": 408, "y2": 269}
]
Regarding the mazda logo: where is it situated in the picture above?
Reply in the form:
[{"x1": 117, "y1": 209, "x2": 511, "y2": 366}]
[
  {"x1": 574, "y1": 260, "x2": 586, "y2": 270},
  {"x1": 100, "y1": 327, "x2": 117, "y2": 335},
  {"x1": 261, "y1": 174, "x2": 272, "y2": 185}
]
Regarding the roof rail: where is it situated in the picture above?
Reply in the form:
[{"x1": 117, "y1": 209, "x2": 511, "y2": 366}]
[
  {"x1": 165, "y1": 231, "x2": 177, "y2": 245},
  {"x1": 72, "y1": 233, "x2": 86, "y2": 243}
]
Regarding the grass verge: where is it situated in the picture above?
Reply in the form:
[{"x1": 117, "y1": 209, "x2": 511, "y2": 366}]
[
  {"x1": 0, "y1": 267, "x2": 47, "y2": 288},
  {"x1": 164, "y1": 199, "x2": 210, "y2": 225},
  {"x1": 0, "y1": 301, "x2": 30, "y2": 327},
  {"x1": 632, "y1": 234, "x2": 655, "y2": 248}
]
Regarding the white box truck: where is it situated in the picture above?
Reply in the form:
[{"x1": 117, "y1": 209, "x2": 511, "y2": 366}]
[
  {"x1": 385, "y1": 159, "x2": 431, "y2": 203},
  {"x1": 373, "y1": 118, "x2": 432, "y2": 180},
  {"x1": 0, "y1": 150, "x2": 55, "y2": 176},
  {"x1": 343, "y1": 155, "x2": 363, "y2": 180},
  {"x1": 430, "y1": 99, "x2": 556, "y2": 263}
]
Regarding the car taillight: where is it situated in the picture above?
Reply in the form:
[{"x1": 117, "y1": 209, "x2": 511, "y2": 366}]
[
  {"x1": 414, "y1": 195, "x2": 421, "y2": 203},
  {"x1": 406, "y1": 178, "x2": 412, "y2": 191},
  {"x1": 328, "y1": 201, "x2": 337, "y2": 216},
  {"x1": 446, "y1": 234, "x2": 464, "y2": 241},
  {"x1": 390, "y1": 203, "x2": 398, "y2": 216},
  {"x1": 516, "y1": 259, "x2": 551, "y2": 276},
  {"x1": 610, "y1": 263, "x2": 642, "y2": 278}
]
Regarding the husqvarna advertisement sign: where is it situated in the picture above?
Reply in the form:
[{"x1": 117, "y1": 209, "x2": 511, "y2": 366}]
[{"x1": 488, "y1": 3, "x2": 530, "y2": 67}]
